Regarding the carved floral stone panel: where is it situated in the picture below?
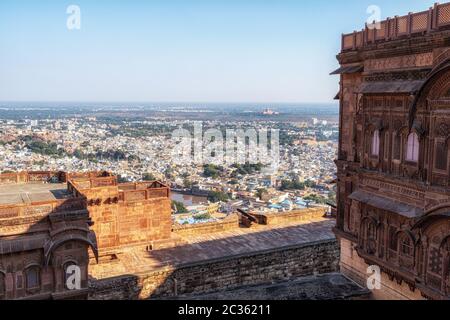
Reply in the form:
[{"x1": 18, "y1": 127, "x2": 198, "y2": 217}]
[{"x1": 365, "y1": 53, "x2": 433, "y2": 73}]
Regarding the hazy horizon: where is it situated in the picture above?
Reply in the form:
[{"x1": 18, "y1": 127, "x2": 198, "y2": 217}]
[
  {"x1": 0, "y1": 100, "x2": 339, "y2": 105},
  {"x1": 0, "y1": 0, "x2": 437, "y2": 103}
]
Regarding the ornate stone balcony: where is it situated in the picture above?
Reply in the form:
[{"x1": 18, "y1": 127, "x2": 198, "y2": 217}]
[{"x1": 341, "y1": 2, "x2": 450, "y2": 52}]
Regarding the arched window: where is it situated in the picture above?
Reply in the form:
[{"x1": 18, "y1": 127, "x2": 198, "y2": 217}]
[
  {"x1": 398, "y1": 233, "x2": 415, "y2": 270},
  {"x1": 0, "y1": 272, "x2": 5, "y2": 298},
  {"x1": 400, "y1": 236, "x2": 414, "y2": 257},
  {"x1": 25, "y1": 267, "x2": 40, "y2": 290},
  {"x1": 406, "y1": 133, "x2": 419, "y2": 162},
  {"x1": 371, "y1": 130, "x2": 380, "y2": 156},
  {"x1": 363, "y1": 219, "x2": 377, "y2": 255}
]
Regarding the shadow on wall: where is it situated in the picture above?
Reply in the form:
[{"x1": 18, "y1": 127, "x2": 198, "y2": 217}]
[{"x1": 88, "y1": 219, "x2": 339, "y2": 300}]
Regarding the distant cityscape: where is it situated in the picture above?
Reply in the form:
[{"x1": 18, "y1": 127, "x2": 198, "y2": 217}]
[
  {"x1": 0, "y1": 103, "x2": 338, "y2": 223},
  {"x1": 2, "y1": 0, "x2": 450, "y2": 303}
]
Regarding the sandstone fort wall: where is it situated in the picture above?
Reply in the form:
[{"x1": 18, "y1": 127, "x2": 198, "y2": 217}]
[
  {"x1": 172, "y1": 214, "x2": 239, "y2": 237},
  {"x1": 89, "y1": 239, "x2": 339, "y2": 300}
]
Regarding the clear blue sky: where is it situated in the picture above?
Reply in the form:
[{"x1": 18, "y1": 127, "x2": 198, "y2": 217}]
[{"x1": 0, "y1": 0, "x2": 437, "y2": 103}]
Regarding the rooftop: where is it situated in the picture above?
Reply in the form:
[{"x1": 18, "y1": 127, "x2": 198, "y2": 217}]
[
  {"x1": 90, "y1": 217, "x2": 336, "y2": 279},
  {"x1": 0, "y1": 183, "x2": 71, "y2": 206}
]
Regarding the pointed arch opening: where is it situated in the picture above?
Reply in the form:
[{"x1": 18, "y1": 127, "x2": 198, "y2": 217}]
[
  {"x1": 406, "y1": 132, "x2": 420, "y2": 163},
  {"x1": 371, "y1": 130, "x2": 380, "y2": 157}
]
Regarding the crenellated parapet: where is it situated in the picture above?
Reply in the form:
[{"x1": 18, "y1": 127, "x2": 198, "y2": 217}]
[{"x1": 341, "y1": 2, "x2": 450, "y2": 53}]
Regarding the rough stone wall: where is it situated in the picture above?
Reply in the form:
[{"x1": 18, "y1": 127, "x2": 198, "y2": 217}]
[
  {"x1": 89, "y1": 239, "x2": 340, "y2": 300},
  {"x1": 172, "y1": 214, "x2": 239, "y2": 237}
]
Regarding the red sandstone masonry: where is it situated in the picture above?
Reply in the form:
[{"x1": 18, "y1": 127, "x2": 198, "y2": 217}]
[
  {"x1": 252, "y1": 208, "x2": 327, "y2": 226},
  {"x1": 88, "y1": 239, "x2": 340, "y2": 300},
  {"x1": 0, "y1": 171, "x2": 336, "y2": 300},
  {"x1": 0, "y1": 172, "x2": 100, "y2": 300},
  {"x1": 172, "y1": 209, "x2": 327, "y2": 238},
  {"x1": 341, "y1": 2, "x2": 450, "y2": 52},
  {"x1": 172, "y1": 214, "x2": 240, "y2": 237},
  {"x1": 335, "y1": 1, "x2": 450, "y2": 300},
  {"x1": 68, "y1": 177, "x2": 173, "y2": 254},
  {"x1": 0, "y1": 171, "x2": 66, "y2": 185}
]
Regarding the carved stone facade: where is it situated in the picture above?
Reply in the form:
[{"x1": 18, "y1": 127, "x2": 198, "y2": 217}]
[
  {"x1": 0, "y1": 171, "x2": 171, "y2": 300},
  {"x1": 334, "y1": 4, "x2": 450, "y2": 300}
]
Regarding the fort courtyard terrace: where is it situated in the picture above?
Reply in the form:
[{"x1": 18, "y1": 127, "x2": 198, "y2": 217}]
[{"x1": 0, "y1": 171, "x2": 368, "y2": 300}]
